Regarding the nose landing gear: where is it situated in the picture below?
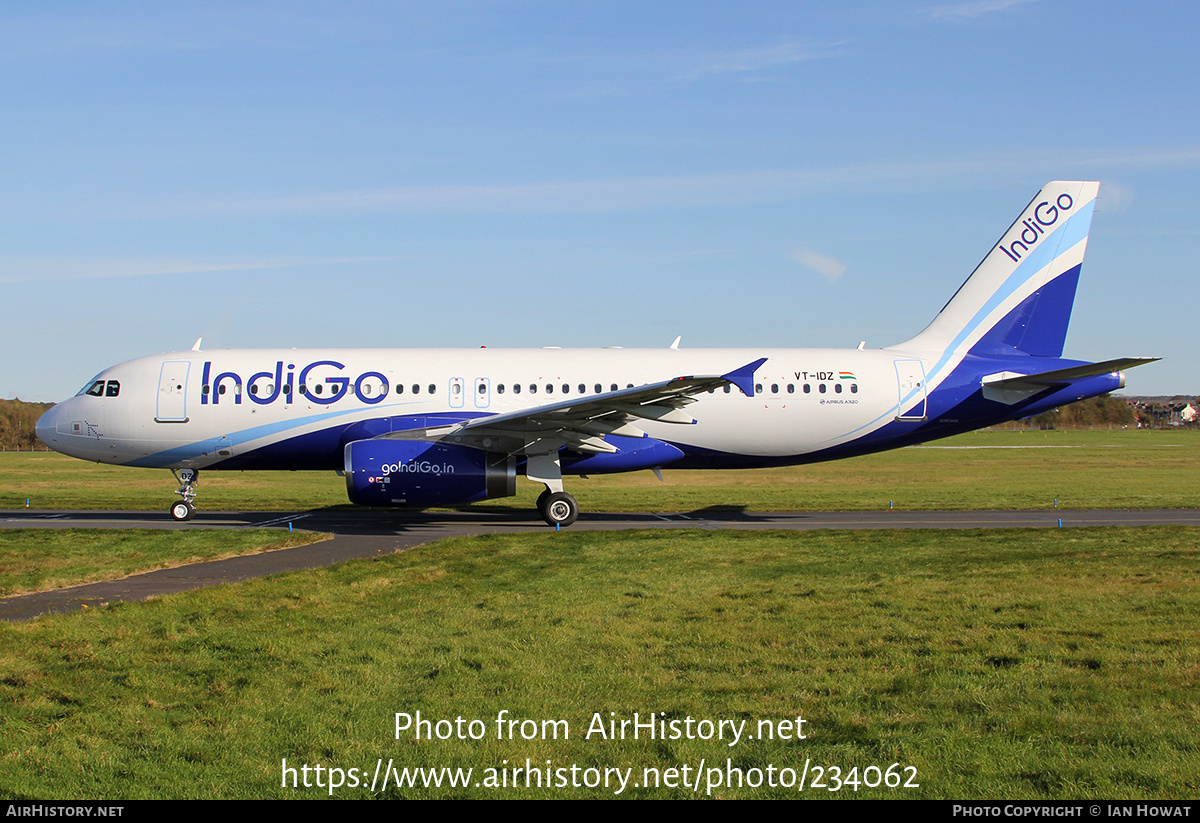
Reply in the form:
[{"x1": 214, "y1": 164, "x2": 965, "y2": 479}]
[{"x1": 170, "y1": 468, "x2": 199, "y2": 521}]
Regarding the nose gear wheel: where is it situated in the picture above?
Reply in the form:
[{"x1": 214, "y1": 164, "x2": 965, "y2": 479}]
[{"x1": 170, "y1": 468, "x2": 199, "y2": 521}]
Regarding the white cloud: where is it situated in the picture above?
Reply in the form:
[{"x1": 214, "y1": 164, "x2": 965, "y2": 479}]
[
  {"x1": 1095, "y1": 182, "x2": 1134, "y2": 214},
  {"x1": 187, "y1": 147, "x2": 1200, "y2": 218},
  {"x1": 922, "y1": 0, "x2": 1039, "y2": 21},
  {"x1": 0, "y1": 255, "x2": 396, "y2": 284},
  {"x1": 789, "y1": 247, "x2": 847, "y2": 283},
  {"x1": 27, "y1": 146, "x2": 1194, "y2": 224},
  {"x1": 674, "y1": 41, "x2": 850, "y2": 81}
]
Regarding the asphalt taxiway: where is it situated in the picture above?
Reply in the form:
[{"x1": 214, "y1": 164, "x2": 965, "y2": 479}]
[{"x1": 3, "y1": 507, "x2": 1198, "y2": 621}]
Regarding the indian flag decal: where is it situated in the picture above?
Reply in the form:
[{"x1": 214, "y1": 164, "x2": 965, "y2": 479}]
[{"x1": 839, "y1": 371, "x2": 856, "y2": 380}]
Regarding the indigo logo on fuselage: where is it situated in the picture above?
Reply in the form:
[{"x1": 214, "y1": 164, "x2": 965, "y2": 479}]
[
  {"x1": 200, "y1": 360, "x2": 389, "y2": 406},
  {"x1": 999, "y1": 193, "x2": 1074, "y2": 263},
  {"x1": 380, "y1": 460, "x2": 455, "y2": 476}
]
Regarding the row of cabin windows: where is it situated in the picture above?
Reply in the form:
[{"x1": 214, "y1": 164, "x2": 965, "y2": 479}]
[
  {"x1": 199, "y1": 382, "x2": 644, "y2": 397},
  {"x1": 202, "y1": 382, "x2": 441, "y2": 397},
  {"x1": 479, "y1": 383, "x2": 854, "y2": 396},
  {"x1": 755, "y1": 382, "x2": 858, "y2": 395},
  {"x1": 496, "y1": 383, "x2": 634, "y2": 396},
  {"x1": 199, "y1": 380, "x2": 858, "y2": 398}
]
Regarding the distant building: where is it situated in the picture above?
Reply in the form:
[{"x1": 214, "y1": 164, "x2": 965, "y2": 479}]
[{"x1": 1121, "y1": 397, "x2": 1200, "y2": 428}]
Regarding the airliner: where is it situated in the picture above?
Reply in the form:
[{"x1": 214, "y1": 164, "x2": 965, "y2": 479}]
[{"x1": 36, "y1": 181, "x2": 1154, "y2": 527}]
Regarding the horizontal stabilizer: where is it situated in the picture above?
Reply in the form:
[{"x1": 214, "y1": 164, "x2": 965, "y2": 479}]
[{"x1": 981, "y1": 357, "x2": 1158, "y2": 404}]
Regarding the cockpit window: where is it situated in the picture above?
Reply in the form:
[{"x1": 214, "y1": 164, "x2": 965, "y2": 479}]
[{"x1": 77, "y1": 378, "x2": 120, "y2": 397}]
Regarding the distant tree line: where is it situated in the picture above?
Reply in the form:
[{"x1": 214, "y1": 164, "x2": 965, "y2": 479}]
[
  {"x1": 0, "y1": 399, "x2": 55, "y2": 450},
  {"x1": 996, "y1": 394, "x2": 1140, "y2": 430}
]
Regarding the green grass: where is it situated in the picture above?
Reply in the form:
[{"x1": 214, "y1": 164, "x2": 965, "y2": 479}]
[
  {"x1": 0, "y1": 529, "x2": 327, "y2": 597},
  {"x1": 2, "y1": 526, "x2": 1198, "y2": 799},
  {"x1": 4, "y1": 428, "x2": 1200, "y2": 512}
]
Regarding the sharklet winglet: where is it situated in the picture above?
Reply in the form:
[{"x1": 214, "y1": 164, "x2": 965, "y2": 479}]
[{"x1": 723, "y1": 357, "x2": 767, "y2": 397}]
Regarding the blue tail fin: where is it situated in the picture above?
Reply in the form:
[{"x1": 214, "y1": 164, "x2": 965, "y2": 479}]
[{"x1": 898, "y1": 181, "x2": 1099, "y2": 360}]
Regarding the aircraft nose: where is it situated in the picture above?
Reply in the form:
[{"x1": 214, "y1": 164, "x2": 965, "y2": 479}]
[{"x1": 36, "y1": 404, "x2": 62, "y2": 449}]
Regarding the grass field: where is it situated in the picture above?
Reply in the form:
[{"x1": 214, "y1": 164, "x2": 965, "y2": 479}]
[
  {"x1": 1, "y1": 526, "x2": 1197, "y2": 799},
  {"x1": 4, "y1": 429, "x2": 1199, "y2": 513},
  {"x1": 2, "y1": 429, "x2": 1196, "y2": 799},
  {"x1": 0, "y1": 529, "x2": 326, "y2": 597}
]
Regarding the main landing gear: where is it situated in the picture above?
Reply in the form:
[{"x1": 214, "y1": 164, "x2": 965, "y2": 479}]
[
  {"x1": 536, "y1": 489, "x2": 579, "y2": 528},
  {"x1": 528, "y1": 452, "x2": 579, "y2": 528},
  {"x1": 170, "y1": 468, "x2": 199, "y2": 521}
]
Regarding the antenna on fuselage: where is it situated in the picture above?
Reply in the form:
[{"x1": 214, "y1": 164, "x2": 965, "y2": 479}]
[{"x1": 191, "y1": 338, "x2": 203, "y2": 352}]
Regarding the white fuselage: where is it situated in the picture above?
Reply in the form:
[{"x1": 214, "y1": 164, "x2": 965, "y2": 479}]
[{"x1": 37, "y1": 346, "x2": 927, "y2": 471}]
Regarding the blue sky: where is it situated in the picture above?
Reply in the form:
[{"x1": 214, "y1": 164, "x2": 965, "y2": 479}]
[{"x1": 3, "y1": 0, "x2": 1197, "y2": 400}]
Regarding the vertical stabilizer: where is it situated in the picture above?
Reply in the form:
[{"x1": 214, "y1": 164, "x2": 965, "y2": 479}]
[{"x1": 897, "y1": 181, "x2": 1099, "y2": 369}]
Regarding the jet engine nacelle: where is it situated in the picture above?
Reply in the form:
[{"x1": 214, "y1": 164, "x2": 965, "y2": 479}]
[{"x1": 345, "y1": 440, "x2": 516, "y2": 507}]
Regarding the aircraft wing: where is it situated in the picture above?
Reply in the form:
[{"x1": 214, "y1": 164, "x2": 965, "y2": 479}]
[{"x1": 379, "y1": 357, "x2": 767, "y2": 455}]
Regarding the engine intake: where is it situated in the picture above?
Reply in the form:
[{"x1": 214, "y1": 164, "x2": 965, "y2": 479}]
[{"x1": 345, "y1": 440, "x2": 515, "y2": 507}]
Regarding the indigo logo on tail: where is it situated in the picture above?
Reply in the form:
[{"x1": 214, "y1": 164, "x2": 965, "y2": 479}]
[{"x1": 1000, "y1": 193, "x2": 1074, "y2": 262}]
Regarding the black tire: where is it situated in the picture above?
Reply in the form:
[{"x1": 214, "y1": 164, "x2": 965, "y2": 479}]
[
  {"x1": 540, "y1": 491, "x2": 578, "y2": 528},
  {"x1": 170, "y1": 501, "x2": 195, "y2": 521}
]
